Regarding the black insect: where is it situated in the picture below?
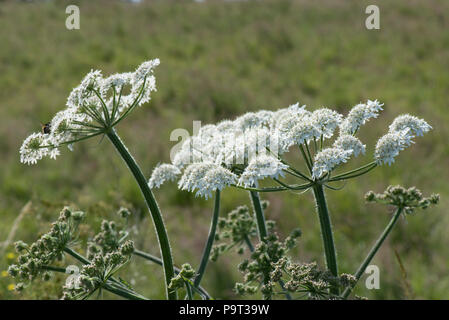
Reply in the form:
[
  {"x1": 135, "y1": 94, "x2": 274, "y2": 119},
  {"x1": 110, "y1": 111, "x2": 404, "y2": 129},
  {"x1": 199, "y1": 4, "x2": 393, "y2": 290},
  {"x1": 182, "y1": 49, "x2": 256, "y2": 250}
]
[{"x1": 41, "y1": 122, "x2": 51, "y2": 134}]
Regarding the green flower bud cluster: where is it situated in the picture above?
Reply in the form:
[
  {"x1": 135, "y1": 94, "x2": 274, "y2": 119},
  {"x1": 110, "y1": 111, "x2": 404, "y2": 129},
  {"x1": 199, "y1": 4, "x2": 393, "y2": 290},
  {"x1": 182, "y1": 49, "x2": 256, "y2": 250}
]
[
  {"x1": 62, "y1": 240, "x2": 134, "y2": 300},
  {"x1": 87, "y1": 209, "x2": 131, "y2": 259},
  {"x1": 211, "y1": 201, "x2": 273, "y2": 261},
  {"x1": 8, "y1": 207, "x2": 85, "y2": 291},
  {"x1": 168, "y1": 263, "x2": 196, "y2": 293},
  {"x1": 365, "y1": 185, "x2": 439, "y2": 214},
  {"x1": 235, "y1": 228, "x2": 301, "y2": 299},
  {"x1": 270, "y1": 258, "x2": 356, "y2": 300}
]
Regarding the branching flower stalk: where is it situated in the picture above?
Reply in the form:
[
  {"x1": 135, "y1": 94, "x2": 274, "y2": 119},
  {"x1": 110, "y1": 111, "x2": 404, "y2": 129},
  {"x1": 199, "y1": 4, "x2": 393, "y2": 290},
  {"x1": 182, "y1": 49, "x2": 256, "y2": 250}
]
[
  {"x1": 19, "y1": 59, "x2": 176, "y2": 299},
  {"x1": 87, "y1": 212, "x2": 211, "y2": 299},
  {"x1": 341, "y1": 186, "x2": 439, "y2": 299}
]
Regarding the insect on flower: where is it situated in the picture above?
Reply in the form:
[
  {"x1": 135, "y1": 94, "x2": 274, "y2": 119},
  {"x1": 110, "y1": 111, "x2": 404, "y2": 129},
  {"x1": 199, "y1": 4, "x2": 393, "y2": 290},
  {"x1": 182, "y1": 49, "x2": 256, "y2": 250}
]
[{"x1": 41, "y1": 122, "x2": 51, "y2": 134}]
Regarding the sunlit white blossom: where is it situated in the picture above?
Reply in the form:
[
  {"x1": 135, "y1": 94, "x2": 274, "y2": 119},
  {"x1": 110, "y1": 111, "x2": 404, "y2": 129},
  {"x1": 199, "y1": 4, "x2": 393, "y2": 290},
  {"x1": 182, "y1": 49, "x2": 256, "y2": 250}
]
[
  {"x1": 238, "y1": 155, "x2": 288, "y2": 188},
  {"x1": 178, "y1": 163, "x2": 237, "y2": 199},
  {"x1": 312, "y1": 147, "x2": 352, "y2": 179},
  {"x1": 374, "y1": 130, "x2": 413, "y2": 165},
  {"x1": 234, "y1": 110, "x2": 274, "y2": 132},
  {"x1": 310, "y1": 108, "x2": 343, "y2": 139},
  {"x1": 20, "y1": 59, "x2": 160, "y2": 165},
  {"x1": 388, "y1": 114, "x2": 432, "y2": 137},
  {"x1": 333, "y1": 135, "x2": 366, "y2": 157},
  {"x1": 149, "y1": 163, "x2": 181, "y2": 189},
  {"x1": 20, "y1": 133, "x2": 49, "y2": 165},
  {"x1": 340, "y1": 100, "x2": 383, "y2": 135}
]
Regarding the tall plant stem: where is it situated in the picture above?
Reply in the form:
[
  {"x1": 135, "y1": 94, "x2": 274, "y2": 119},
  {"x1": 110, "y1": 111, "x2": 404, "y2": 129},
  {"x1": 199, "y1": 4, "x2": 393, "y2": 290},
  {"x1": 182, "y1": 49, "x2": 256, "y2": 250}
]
[
  {"x1": 194, "y1": 190, "x2": 221, "y2": 290},
  {"x1": 341, "y1": 207, "x2": 403, "y2": 299},
  {"x1": 106, "y1": 129, "x2": 176, "y2": 300},
  {"x1": 312, "y1": 184, "x2": 339, "y2": 295},
  {"x1": 249, "y1": 190, "x2": 270, "y2": 299},
  {"x1": 249, "y1": 191, "x2": 268, "y2": 241}
]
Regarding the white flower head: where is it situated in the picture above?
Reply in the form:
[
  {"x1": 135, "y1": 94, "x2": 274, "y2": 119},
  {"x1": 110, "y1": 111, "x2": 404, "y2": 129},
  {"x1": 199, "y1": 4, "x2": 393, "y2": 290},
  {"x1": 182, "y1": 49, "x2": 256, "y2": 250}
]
[
  {"x1": 130, "y1": 59, "x2": 159, "y2": 107},
  {"x1": 149, "y1": 163, "x2": 181, "y2": 189},
  {"x1": 238, "y1": 155, "x2": 288, "y2": 188},
  {"x1": 340, "y1": 100, "x2": 384, "y2": 135},
  {"x1": 312, "y1": 147, "x2": 352, "y2": 179},
  {"x1": 272, "y1": 103, "x2": 308, "y2": 129},
  {"x1": 178, "y1": 163, "x2": 236, "y2": 199},
  {"x1": 288, "y1": 118, "x2": 320, "y2": 147},
  {"x1": 234, "y1": 110, "x2": 274, "y2": 132},
  {"x1": 333, "y1": 135, "x2": 366, "y2": 157},
  {"x1": 388, "y1": 114, "x2": 432, "y2": 137},
  {"x1": 375, "y1": 129, "x2": 413, "y2": 165},
  {"x1": 310, "y1": 108, "x2": 343, "y2": 139},
  {"x1": 20, "y1": 133, "x2": 50, "y2": 165},
  {"x1": 67, "y1": 70, "x2": 103, "y2": 109}
]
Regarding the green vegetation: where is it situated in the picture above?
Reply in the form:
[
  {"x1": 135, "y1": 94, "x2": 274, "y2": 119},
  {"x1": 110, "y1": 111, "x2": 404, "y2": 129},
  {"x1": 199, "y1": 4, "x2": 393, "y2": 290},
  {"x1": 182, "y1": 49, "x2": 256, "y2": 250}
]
[{"x1": 0, "y1": 0, "x2": 448, "y2": 299}]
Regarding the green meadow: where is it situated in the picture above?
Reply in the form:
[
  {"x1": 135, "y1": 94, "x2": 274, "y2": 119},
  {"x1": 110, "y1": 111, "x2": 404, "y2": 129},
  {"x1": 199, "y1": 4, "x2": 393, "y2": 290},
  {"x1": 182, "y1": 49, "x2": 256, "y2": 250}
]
[{"x1": 0, "y1": 0, "x2": 448, "y2": 299}]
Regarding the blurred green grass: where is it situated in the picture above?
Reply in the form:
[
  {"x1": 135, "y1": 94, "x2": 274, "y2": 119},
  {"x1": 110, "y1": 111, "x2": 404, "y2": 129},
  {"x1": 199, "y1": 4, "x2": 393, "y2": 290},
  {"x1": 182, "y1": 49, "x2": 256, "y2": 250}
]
[{"x1": 0, "y1": 0, "x2": 448, "y2": 299}]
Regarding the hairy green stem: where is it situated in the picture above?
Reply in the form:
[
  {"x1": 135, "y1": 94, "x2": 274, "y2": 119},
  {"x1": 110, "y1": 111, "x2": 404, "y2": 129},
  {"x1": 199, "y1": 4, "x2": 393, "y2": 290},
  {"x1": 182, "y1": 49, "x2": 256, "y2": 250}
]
[
  {"x1": 194, "y1": 190, "x2": 221, "y2": 289},
  {"x1": 341, "y1": 207, "x2": 403, "y2": 299},
  {"x1": 312, "y1": 184, "x2": 339, "y2": 295},
  {"x1": 107, "y1": 129, "x2": 176, "y2": 300},
  {"x1": 249, "y1": 191, "x2": 270, "y2": 299}
]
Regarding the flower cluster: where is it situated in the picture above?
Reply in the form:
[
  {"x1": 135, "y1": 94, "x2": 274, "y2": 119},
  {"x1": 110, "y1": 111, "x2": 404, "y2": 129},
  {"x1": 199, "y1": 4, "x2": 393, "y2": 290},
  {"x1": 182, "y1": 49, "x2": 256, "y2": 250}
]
[
  {"x1": 87, "y1": 219, "x2": 128, "y2": 260},
  {"x1": 270, "y1": 258, "x2": 356, "y2": 300},
  {"x1": 167, "y1": 263, "x2": 196, "y2": 292},
  {"x1": 150, "y1": 99, "x2": 431, "y2": 197},
  {"x1": 235, "y1": 229, "x2": 301, "y2": 299},
  {"x1": 8, "y1": 207, "x2": 85, "y2": 290},
  {"x1": 62, "y1": 240, "x2": 135, "y2": 300},
  {"x1": 20, "y1": 59, "x2": 160, "y2": 165},
  {"x1": 210, "y1": 201, "x2": 272, "y2": 261},
  {"x1": 365, "y1": 185, "x2": 439, "y2": 214}
]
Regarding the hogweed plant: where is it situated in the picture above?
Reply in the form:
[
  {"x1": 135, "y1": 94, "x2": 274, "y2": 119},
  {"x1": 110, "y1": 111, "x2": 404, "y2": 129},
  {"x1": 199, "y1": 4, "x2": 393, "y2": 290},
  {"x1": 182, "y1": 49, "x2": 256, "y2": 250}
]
[
  {"x1": 15, "y1": 58, "x2": 439, "y2": 299},
  {"x1": 151, "y1": 98, "x2": 433, "y2": 296}
]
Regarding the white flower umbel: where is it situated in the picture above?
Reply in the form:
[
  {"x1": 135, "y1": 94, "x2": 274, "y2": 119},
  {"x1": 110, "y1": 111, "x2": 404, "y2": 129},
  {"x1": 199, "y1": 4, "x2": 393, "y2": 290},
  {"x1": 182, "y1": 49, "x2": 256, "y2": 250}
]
[
  {"x1": 20, "y1": 133, "x2": 50, "y2": 165},
  {"x1": 388, "y1": 114, "x2": 432, "y2": 137},
  {"x1": 310, "y1": 108, "x2": 343, "y2": 139},
  {"x1": 20, "y1": 59, "x2": 160, "y2": 165},
  {"x1": 238, "y1": 155, "x2": 288, "y2": 188},
  {"x1": 374, "y1": 130, "x2": 413, "y2": 165},
  {"x1": 312, "y1": 147, "x2": 352, "y2": 179},
  {"x1": 234, "y1": 110, "x2": 274, "y2": 132},
  {"x1": 333, "y1": 135, "x2": 366, "y2": 157},
  {"x1": 178, "y1": 163, "x2": 237, "y2": 199},
  {"x1": 149, "y1": 163, "x2": 181, "y2": 189},
  {"x1": 340, "y1": 99, "x2": 384, "y2": 135}
]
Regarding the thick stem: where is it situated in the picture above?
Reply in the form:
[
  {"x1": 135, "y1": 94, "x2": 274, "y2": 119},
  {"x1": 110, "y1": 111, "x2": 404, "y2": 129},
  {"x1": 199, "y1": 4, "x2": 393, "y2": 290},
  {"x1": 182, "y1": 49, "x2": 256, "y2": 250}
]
[
  {"x1": 107, "y1": 129, "x2": 176, "y2": 300},
  {"x1": 341, "y1": 207, "x2": 403, "y2": 299},
  {"x1": 194, "y1": 190, "x2": 221, "y2": 289},
  {"x1": 249, "y1": 191, "x2": 270, "y2": 299},
  {"x1": 312, "y1": 184, "x2": 339, "y2": 295},
  {"x1": 249, "y1": 191, "x2": 268, "y2": 241}
]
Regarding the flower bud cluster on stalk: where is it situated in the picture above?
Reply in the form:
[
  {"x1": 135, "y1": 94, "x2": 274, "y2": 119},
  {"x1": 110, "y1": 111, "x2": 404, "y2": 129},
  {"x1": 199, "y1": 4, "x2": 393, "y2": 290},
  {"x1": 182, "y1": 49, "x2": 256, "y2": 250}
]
[
  {"x1": 8, "y1": 207, "x2": 84, "y2": 291},
  {"x1": 210, "y1": 201, "x2": 271, "y2": 261}
]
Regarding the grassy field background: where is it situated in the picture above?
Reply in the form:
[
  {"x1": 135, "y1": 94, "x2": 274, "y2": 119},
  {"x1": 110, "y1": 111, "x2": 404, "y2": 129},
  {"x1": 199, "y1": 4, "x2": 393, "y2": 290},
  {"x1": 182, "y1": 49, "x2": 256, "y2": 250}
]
[{"x1": 0, "y1": 0, "x2": 448, "y2": 299}]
